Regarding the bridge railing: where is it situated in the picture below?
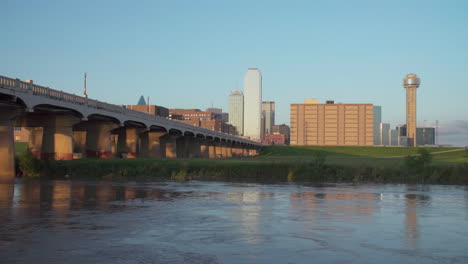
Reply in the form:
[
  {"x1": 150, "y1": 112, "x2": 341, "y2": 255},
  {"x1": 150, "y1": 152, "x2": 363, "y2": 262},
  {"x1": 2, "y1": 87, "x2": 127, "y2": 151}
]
[{"x1": 0, "y1": 75, "x2": 259, "y2": 145}]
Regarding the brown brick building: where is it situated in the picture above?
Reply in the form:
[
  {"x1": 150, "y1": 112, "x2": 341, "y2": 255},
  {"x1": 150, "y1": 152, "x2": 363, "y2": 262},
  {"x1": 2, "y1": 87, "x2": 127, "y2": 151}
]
[
  {"x1": 169, "y1": 109, "x2": 236, "y2": 134},
  {"x1": 126, "y1": 105, "x2": 169, "y2": 118},
  {"x1": 290, "y1": 100, "x2": 374, "y2": 146}
]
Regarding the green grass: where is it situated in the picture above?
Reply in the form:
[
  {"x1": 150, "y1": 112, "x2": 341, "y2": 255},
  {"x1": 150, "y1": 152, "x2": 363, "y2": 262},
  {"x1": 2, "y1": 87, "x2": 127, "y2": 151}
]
[{"x1": 15, "y1": 144, "x2": 468, "y2": 185}]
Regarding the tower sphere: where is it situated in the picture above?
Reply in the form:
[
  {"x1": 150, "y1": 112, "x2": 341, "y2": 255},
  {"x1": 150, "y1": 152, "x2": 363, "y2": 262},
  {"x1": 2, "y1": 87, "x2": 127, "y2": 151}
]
[{"x1": 403, "y1": 73, "x2": 421, "y2": 88}]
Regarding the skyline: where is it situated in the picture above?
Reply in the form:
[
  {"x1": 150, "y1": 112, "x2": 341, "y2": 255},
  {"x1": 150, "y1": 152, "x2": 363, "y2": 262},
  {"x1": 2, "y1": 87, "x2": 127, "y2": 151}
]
[{"x1": 2, "y1": 0, "x2": 467, "y2": 146}]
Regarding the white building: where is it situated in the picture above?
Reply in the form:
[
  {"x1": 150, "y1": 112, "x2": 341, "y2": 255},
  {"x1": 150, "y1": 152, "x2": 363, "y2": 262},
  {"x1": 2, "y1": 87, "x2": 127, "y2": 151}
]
[
  {"x1": 228, "y1": 91, "x2": 244, "y2": 135},
  {"x1": 243, "y1": 68, "x2": 262, "y2": 140},
  {"x1": 380, "y1": 123, "x2": 390, "y2": 145}
]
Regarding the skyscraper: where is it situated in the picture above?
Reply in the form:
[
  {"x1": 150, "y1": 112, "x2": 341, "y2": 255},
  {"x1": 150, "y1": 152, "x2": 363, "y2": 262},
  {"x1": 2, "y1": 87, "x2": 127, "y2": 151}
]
[
  {"x1": 403, "y1": 73, "x2": 420, "y2": 147},
  {"x1": 228, "y1": 91, "x2": 244, "y2": 135},
  {"x1": 262, "y1": 101, "x2": 275, "y2": 135},
  {"x1": 243, "y1": 68, "x2": 262, "y2": 140},
  {"x1": 373, "y1": 106, "x2": 382, "y2": 145}
]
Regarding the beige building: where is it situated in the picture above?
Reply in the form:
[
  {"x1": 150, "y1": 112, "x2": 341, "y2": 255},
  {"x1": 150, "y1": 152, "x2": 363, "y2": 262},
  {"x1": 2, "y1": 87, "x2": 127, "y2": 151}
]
[{"x1": 290, "y1": 100, "x2": 374, "y2": 146}]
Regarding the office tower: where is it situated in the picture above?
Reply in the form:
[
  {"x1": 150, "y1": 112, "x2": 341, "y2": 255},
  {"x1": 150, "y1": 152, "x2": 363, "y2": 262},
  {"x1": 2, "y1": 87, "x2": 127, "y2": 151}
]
[
  {"x1": 228, "y1": 91, "x2": 244, "y2": 135},
  {"x1": 262, "y1": 101, "x2": 275, "y2": 135},
  {"x1": 416, "y1": 127, "x2": 435, "y2": 146},
  {"x1": 290, "y1": 99, "x2": 374, "y2": 146},
  {"x1": 379, "y1": 123, "x2": 390, "y2": 145},
  {"x1": 396, "y1": 124, "x2": 407, "y2": 146},
  {"x1": 373, "y1": 106, "x2": 382, "y2": 145},
  {"x1": 137, "y1": 95, "x2": 146, "y2": 105},
  {"x1": 243, "y1": 68, "x2": 262, "y2": 140},
  {"x1": 403, "y1": 73, "x2": 420, "y2": 146},
  {"x1": 390, "y1": 129, "x2": 398, "y2": 146}
]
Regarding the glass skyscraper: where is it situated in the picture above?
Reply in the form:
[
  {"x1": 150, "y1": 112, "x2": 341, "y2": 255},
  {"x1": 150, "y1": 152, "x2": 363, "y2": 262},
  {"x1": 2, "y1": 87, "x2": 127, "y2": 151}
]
[{"x1": 228, "y1": 91, "x2": 244, "y2": 136}]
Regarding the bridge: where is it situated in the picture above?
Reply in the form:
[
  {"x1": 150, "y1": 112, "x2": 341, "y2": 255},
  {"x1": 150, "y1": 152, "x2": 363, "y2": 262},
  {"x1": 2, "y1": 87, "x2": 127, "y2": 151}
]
[{"x1": 0, "y1": 75, "x2": 262, "y2": 182}]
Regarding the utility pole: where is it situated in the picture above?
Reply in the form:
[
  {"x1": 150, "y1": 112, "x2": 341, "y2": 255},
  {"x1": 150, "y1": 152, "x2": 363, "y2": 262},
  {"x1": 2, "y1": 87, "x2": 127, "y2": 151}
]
[{"x1": 83, "y1": 72, "x2": 88, "y2": 98}]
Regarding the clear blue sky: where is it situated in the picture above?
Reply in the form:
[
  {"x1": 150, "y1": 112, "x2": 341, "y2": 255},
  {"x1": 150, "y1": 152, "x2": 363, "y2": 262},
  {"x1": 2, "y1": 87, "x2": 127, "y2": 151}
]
[{"x1": 2, "y1": 0, "x2": 467, "y2": 146}]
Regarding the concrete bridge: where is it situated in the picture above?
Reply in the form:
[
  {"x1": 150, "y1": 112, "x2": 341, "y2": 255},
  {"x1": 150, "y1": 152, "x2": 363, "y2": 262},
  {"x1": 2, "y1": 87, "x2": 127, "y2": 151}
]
[{"x1": 0, "y1": 75, "x2": 262, "y2": 182}]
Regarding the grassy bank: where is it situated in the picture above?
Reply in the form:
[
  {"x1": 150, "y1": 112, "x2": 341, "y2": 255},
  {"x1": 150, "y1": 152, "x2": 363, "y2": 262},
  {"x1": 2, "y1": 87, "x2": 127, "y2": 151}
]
[{"x1": 15, "y1": 145, "x2": 468, "y2": 185}]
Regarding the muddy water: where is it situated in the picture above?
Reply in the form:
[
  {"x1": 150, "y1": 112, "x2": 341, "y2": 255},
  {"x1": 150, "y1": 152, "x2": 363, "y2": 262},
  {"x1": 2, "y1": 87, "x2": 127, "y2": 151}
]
[{"x1": 1, "y1": 180, "x2": 467, "y2": 263}]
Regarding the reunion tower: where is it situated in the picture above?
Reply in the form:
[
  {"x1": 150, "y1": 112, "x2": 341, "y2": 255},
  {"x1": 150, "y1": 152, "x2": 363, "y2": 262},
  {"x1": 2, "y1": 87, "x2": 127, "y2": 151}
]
[{"x1": 403, "y1": 73, "x2": 420, "y2": 147}]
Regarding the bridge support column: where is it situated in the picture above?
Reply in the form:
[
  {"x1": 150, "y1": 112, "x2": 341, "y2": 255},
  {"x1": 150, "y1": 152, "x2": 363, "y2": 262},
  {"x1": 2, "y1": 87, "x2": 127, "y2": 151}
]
[
  {"x1": 226, "y1": 144, "x2": 233, "y2": 158},
  {"x1": 221, "y1": 143, "x2": 229, "y2": 158},
  {"x1": 140, "y1": 131, "x2": 166, "y2": 158},
  {"x1": 161, "y1": 134, "x2": 178, "y2": 158},
  {"x1": 199, "y1": 140, "x2": 209, "y2": 158},
  {"x1": 208, "y1": 141, "x2": 216, "y2": 159},
  {"x1": 215, "y1": 142, "x2": 223, "y2": 158},
  {"x1": 40, "y1": 115, "x2": 80, "y2": 160},
  {"x1": 84, "y1": 121, "x2": 119, "y2": 158},
  {"x1": 176, "y1": 136, "x2": 190, "y2": 158},
  {"x1": 72, "y1": 131, "x2": 87, "y2": 159},
  {"x1": 189, "y1": 138, "x2": 201, "y2": 158},
  {"x1": 27, "y1": 127, "x2": 43, "y2": 159},
  {"x1": 116, "y1": 127, "x2": 142, "y2": 158},
  {"x1": 0, "y1": 108, "x2": 22, "y2": 182}
]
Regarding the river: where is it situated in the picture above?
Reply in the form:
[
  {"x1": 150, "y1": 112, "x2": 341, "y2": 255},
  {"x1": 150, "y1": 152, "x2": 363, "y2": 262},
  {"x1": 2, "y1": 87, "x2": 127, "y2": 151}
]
[{"x1": 1, "y1": 180, "x2": 467, "y2": 263}]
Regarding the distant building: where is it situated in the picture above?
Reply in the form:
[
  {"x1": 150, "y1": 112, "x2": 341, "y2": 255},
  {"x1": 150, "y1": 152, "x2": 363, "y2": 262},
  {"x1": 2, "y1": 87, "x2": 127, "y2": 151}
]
[
  {"x1": 127, "y1": 105, "x2": 169, "y2": 118},
  {"x1": 244, "y1": 68, "x2": 262, "y2": 140},
  {"x1": 379, "y1": 123, "x2": 390, "y2": 145},
  {"x1": 13, "y1": 127, "x2": 29, "y2": 142},
  {"x1": 228, "y1": 91, "x2": 244, "y2": 136},
  {"x1": 373, "y1": 106, "x2": 382, "y2": 145},
  {"x1": 290, "y1": 99, "x2": 373, "y2": 146},
  {"x1": 262, "y1": 101, "x2": 275, "y2": 135},
  {"x1": 265, "y1": 134, "x2": 286, "y2": 145},
  {"x1": 128, "y1": 96, "x2": 169, "y2": 118},
  {"x1": 137, "y1": 95, "x2": 146, "y2": 105},
  {"x1": 390, "y1": 129, "x2": 398, "y2": 146},
  {"x1": 417, "y1": 127, "x2": 435, "y2": 146},
  {"x1": 169, "y1": 109, "x2": 236, "y2": 134},
  {"x1": 206, "y1": 107, "x2": 222, "y2": 114},
  {"x1": 272, "y1": 124, "x2": 290, "y2": 145}
]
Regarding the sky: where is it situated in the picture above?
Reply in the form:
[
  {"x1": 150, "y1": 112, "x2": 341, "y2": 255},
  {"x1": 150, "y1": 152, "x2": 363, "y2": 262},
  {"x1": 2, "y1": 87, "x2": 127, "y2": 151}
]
[{"x1": 2, "y1": 0, "x2": 468, "y2": 146}]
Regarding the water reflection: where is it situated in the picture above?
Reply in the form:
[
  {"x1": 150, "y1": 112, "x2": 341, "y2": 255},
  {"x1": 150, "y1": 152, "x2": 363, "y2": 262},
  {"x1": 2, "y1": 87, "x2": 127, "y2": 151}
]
[{"x1": 0, "y1": 181, "x2": 467, "y2": 264}]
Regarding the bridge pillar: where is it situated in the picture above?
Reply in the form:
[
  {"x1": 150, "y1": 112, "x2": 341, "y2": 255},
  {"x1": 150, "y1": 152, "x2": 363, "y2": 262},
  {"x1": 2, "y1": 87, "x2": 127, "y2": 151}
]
[
  {"x1": 72, "y1": 131, "x2": 87, "y2": 159},
  {"x1": 176, "y1": 136, "x2": 190, "y2": 158},
  {"x1": 39, "y1": 115, "x2": 81, "y2": 160},
  {"x1": 215, "y1": 142, "x2": 223, "y2": 158},
  {"x1": 226, "y1": 144, "x2": 233, "y2": 158},
  {"x1": 84, "y1": 121, "x2": 119, "y2": 158},
  {"x1": 0, "y1": 108, "x2": 22, "y2": 182},
  {"x1": 199, "y1": 139, "x2": 209, "y2": 158},
  {"x1": 188, "y1": 138, "x2": 202, "y2": 158},
  {"x1": 208, "y1": 141, "x2": 216, "y2": 159},
  {"x1": 139, "y1": 131, "x2": 166, "y2": 158},
  {"x1": 116, "y1": 127, "x2": 142, "y2": 158},
  {"x1": 27, "y1": 127, "x2": 43, "y2": 159},
  {"x1": 161, "y1": 134, "x2": 178, "y2": 158},
  {"x1": 221, "y1": 143, "x2": 229, "y2": 158}
]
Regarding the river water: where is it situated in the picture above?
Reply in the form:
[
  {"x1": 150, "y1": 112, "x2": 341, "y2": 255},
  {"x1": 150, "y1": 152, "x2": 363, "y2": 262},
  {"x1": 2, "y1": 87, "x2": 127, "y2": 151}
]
[{"x1": 0, "y1": 180, "x2": 467, "y2": 264}]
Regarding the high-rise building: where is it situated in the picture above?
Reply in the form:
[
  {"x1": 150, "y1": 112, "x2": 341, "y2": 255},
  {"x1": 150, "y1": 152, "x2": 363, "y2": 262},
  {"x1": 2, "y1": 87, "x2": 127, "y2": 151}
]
[
  {"x1": 290, "y1": 99, "x2": 374, "y2": 146},
  {"x1": 228, "y1": 91, "x2": 244, "y2": 135},
  {"x1": 390, "y1": 129, "x2": 398, "y2": 146},
  {"x1": 396, "y1": 124, "x2": 408, "y2": 146},
  {"x1": 262, "y1": 101, "x2": 275, "y2": 135},
  {"x1": 373, "y1": 106, "x2": 382, "y2": 145},
  {"x1": 243, "y1": 68, "x2": 262, "y2": 140},
  {"x1": 417, "y1": 127, "x2": 435, "y2": 146},
  {"x1": 403, "y1": 73, "x2": 420, "y2": 146},
  {"x1": 379, "y1": 123, "x2": 390, "y2": 145}
]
